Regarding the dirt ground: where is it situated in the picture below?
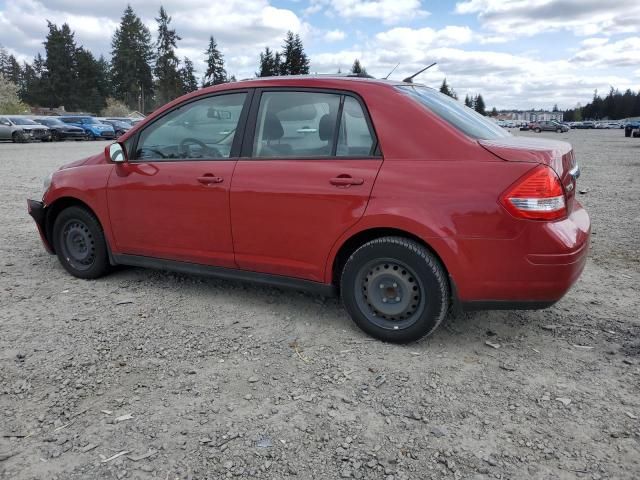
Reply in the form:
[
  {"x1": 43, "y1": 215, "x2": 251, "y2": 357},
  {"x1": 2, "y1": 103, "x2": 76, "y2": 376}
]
[{"x1": 1, "y1": 129, "x2": 639, "y2": 480}]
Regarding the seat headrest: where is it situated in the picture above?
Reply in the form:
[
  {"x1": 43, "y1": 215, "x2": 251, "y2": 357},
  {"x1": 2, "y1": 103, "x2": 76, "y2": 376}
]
[
  {"x1": 319, "y1": 114, "x2": 336, "y2": 141},
  {"x1": 263, "y1": 112, "x2": 284, "y2": 140}
]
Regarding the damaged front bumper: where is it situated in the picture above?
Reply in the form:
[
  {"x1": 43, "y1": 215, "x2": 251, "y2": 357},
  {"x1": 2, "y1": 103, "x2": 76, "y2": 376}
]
[{"x1": 27, "y1": 199, "x2": 53, "y2": 253}]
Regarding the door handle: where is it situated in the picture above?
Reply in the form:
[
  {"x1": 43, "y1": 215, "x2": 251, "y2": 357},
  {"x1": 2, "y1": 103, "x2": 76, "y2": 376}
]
[
  {"x1": 330, "y1": 175, "x2": 364, "y2": 187},
  {"x1": 197, "y1": 175, "x2": 224, "y2": 185}
]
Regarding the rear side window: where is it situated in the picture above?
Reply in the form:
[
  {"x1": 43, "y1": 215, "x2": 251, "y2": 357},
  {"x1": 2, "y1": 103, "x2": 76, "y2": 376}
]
[
  {"x1": 397, "y1": 85, "x2": 509, "y2": 140},
  {"x1": 251, "y1": 91, "x2": 377, "y2": 158},
  {"x1": 253, "y1": 91, "x2": 340, "y2": 158}
]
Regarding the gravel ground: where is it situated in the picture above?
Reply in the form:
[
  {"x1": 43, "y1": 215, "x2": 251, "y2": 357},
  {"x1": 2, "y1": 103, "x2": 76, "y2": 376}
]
[{"x1": 1, "y1": 130, "x2": 639, "y2": 480}]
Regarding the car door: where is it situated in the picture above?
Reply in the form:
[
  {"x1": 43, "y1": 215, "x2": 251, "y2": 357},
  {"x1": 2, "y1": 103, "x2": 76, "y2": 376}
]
[
  {"x1": 230, "y1": 89, "x2": 383, "y2": 282},
  {"x1": 0, "y1": 117, "x2": 12, "y2": 140},
  {"x1": 107, "y1": 91, "x2": 251, "y2": 268}
]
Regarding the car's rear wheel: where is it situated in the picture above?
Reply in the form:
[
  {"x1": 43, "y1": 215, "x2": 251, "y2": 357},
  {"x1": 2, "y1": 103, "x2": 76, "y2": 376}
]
[
  {"x1": 340, "y1": 237, "x2": 449, "y2": 343},
  {"x1": 52, "y1": 206, "x2": 110, "y2": 279},
  {"x1": 556, "y1": 128, "x2": 562, "y2": 133},
  {"x1": 535, "y1": 128, "x2": 542, "y2": 133}
]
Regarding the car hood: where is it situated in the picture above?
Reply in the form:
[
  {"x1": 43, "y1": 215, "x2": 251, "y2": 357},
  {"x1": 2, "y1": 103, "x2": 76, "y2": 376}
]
[
  {"x1": 21, "y1": 125, "x2": 49, "y2": 131},
  {"x1": 59, "y1": 152, "x2": 107, "y2": 170}
]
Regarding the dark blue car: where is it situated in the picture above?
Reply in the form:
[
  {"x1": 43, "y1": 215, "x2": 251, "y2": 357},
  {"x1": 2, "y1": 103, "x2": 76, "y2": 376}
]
[{"x1": 60, "y1": 116, "x2": 115, "y2": 140}]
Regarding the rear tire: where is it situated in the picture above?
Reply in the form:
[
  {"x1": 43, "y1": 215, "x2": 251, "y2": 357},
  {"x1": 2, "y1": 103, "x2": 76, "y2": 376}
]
[
  {"x1": 535, "y1": 128, "x2": 541, "y2": 133},
  {"x1": 340, "y1": 237, "x2": 449, "y2": 343},
  {"x1": 52, "y1": 206, "x2": 110, "y2": 279},
  {"x1": 556, "y1": 128, "x2": 562, "y2": 133}
]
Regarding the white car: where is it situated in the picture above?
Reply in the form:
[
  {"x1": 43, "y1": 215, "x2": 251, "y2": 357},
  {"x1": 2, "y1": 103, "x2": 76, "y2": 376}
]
[{"x1": 0, "y1": 116, "x2": 51, "y2": 142}]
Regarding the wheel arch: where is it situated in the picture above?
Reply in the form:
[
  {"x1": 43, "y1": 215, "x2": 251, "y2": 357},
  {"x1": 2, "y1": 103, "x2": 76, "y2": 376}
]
[
  {"x1": 44, "y1": 197, "x2": 106, "y2": 255},
  {"x1": 329, "y1": 226, "x2": 451, "y2": 288}
]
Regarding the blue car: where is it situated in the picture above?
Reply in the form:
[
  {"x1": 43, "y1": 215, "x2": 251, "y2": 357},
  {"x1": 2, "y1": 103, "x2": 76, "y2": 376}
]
[
  {"x1": 624, "y1": 120, "x2": 640, "y2": 138},
  {"x1": 59, "y1": 116, "x2": 116, "y2": 140}
]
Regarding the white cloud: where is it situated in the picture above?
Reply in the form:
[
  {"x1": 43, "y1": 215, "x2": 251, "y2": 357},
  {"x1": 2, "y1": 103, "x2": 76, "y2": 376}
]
[
  {"x1": 456, "y1": 0, "x2": 640, "y2": 36},
  {"x1": 309, "y1": 27, "x2": 638, "y2": 110},
  {"x1": 571, "y1": 36, "x2": 640, "y2": 67},
  {"x1": 324, "y1": 29, "x2": 346, "y2": 42},
  {"x1": 307, "y1": 0, "x2": 428, "y2": 24}
]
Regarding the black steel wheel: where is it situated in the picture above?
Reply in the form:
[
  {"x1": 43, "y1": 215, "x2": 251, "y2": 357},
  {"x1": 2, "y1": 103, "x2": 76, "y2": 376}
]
[
  {"x1": 341, "y1": 237, "x2": 449, "y2": 343},
  {"x1": 52, "y1": 206, "x2": 110, "y2": 279}
]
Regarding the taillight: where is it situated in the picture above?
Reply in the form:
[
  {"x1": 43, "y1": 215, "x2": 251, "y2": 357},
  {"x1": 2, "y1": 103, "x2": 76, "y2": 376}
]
[{"x1": 500, "y1": 165, "x2": 566, "y2": 221}]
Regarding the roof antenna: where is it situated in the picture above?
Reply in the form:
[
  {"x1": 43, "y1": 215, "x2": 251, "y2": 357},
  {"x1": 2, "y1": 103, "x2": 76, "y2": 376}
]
[
  {"x1": 402, "y1": 62, "x2": 437, "y2": 83},
  {"x1": 383, "y1": 63, "x2": 400, "y2": 80}
]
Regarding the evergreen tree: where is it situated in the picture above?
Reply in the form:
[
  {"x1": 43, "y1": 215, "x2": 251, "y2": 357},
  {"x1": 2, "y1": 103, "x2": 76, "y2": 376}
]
[
  {"x1": 0, "y1": 46, "x2": 8, "y2": 76},
  {"x1": 474, "y1": 94, "x2": 486, "y2": 115},
  {"x1": 280, "y1": 31, "x2": 309, "y2": 75},
  {"x1": 111, "y1": 5, "x2": 155, "y2": 112},
  {"x1": 202, "y1": 36, "x2": 227, "y2": 87},
  {"x1": 21, "y1": 54, "x2": 48, "y2": 106},
  {"x1": 75, "y1": 48, "x2": 107, "y2": 113},
  {"x1": 44, "y1": 22, "x2": 78, "y2": 109},
  {"x1": 490, "y1": 107, "x2": 498, "y2": 117},
  {"x1": 257, "y1": 47, "x2": 278, "y2": 77},
  {"x1": 439, "y1": 78, "x2": 457, "y2": 99},
  {"x1": 5, "y1": 55, "x2": 21, "y2": 85},
  {"x1": 351, "y1": 59, "x2": 367, "y2": 76},
  {"x1": 464, "y1": 94, "x2": 474, "y2": 109},
  {"x1": 154, "y1": 6, "x2": 183, "y2": 105},
  {"x1": 180, "y1": 57, "x2": 198, "y2": 93},
  {"x1": 96, "y1": 55, "x2": 113, "y2": 99}
]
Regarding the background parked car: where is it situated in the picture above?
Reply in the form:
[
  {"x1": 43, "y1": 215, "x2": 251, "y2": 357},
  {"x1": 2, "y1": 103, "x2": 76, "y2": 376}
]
[
  {"x1": 98, "y1": 118, "x2": 131, "y2": 138},
  {"x1": 0, "y1": 116, "x2": 51, "y2": 142},
  {"x1": 59, "y1": 116, "x2": 115, "y2": 140},
  {"x1": 576, "y1": 121, "x2": 596, "y2": 129},
  {"x1": 33, "y1": 117, "x2": 87, "y2": 141},
  {"x1": 530, "y1": 120, "x2": 569, "y2": 133}
]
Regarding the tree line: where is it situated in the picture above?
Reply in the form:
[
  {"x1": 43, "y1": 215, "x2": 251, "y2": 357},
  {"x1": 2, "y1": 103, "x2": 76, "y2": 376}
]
[
  {"x1": 564, "y1": 88, "x2": 640, "y2": 121},
  {"x1": 0, "y1": 4, "x2": 315, "y2": 114}
]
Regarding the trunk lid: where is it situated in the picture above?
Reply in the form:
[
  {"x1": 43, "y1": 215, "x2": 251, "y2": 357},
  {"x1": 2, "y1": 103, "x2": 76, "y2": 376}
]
[{"x1": 479, "y1": 136, "x2": 579, "y2": 205}]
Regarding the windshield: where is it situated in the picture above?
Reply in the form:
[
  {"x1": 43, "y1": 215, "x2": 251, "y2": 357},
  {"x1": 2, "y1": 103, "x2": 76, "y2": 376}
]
[
  {"x1": 9, "y1": 118, "x2": 38, "y2": 125},
  {"x1": 82, "y1": 118, "x2": 102, "y2": 125},
  {"x1": 39, "y1": 118, "x2": 64, "y2": 126},
  {"x1": 397, "y1": 85, "x2": 509, "y2": 140}
]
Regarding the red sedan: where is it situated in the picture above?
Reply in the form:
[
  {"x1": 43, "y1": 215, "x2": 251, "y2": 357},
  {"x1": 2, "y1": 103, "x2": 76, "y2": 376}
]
[{"x1": 28, "y1": 76, "x2": 590, "y2": 343}]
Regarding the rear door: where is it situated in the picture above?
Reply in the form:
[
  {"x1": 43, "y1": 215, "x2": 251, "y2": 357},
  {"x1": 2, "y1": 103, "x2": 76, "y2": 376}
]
[{"x1": 229, "y1": 89, "x2": 383, "y2": 282}]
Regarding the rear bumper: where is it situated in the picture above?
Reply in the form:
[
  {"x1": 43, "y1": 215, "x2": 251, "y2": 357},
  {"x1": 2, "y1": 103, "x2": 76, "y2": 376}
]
[
  {"x1": 27, "y1": 199, "x2": 53, "y2": 254},
  {"x1": 451, "y1": 202, "x2": 590, "y2": 308}
]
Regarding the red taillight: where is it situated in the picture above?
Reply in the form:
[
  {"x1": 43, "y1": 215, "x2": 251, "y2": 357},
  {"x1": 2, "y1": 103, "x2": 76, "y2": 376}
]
[{"x1": 500, "y1": 165, "x2": 566, "y2": 221}]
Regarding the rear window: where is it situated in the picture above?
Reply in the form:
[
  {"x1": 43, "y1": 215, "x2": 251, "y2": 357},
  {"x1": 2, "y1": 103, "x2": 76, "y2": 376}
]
[{"x1": 397, "y1": 85, "x2": 509, "y2": 140}]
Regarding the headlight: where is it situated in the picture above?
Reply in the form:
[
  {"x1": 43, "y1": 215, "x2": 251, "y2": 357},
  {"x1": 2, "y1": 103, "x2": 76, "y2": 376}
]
[{"x1": 43, "y1": 173, "x2": 53, "y2": 197}]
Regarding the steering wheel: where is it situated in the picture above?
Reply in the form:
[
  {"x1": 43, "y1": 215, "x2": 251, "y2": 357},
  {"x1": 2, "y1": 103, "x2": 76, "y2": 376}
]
[
  {"x1": 180, "y1": 138, "x2": 221, "y2": 158},
  {"x1": 137, "y1": 147, "x2": 167, "y2": 159}
]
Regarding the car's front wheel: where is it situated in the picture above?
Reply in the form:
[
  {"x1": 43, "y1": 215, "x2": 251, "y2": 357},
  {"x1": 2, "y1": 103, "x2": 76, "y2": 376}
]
[
  {"x1": 52, "y1": 206, "x2": 110, "y2": 279},
  {"x1": 340, "y1": 237, "x2": 449, "y2": 343},
  {"x1": 535, "y1": 128, "x2": 542, "y2": 133}
]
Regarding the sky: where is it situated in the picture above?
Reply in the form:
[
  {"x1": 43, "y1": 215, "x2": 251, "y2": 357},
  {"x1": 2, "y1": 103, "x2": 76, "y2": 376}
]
[{"x1": 0, "y1": 0, "x2": 639, "y2": 110}]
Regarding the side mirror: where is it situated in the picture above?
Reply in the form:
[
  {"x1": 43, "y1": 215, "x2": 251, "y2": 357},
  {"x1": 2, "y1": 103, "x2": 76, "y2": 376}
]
[{"x1": 107, "y1": 142, "x2": 126, "y2": 163}]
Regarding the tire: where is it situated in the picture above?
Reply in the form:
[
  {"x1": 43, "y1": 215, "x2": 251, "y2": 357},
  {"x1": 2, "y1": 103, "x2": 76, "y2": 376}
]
[
  {"x1": 340, "y1": 237, "x2": 449, "y2": 343},
  {"x1": 12, "y1": 131, "x2": 26, "y2": 143},
  {"x1": 535, "y1": 128, "x2": 541, "y2": 133},
  {"x1": 52, "y1": 206, "x2": 110, "y2": 279},
  {"x1": 556, "y1": 128, "x2": 562, "y2": 133},
  {"x1": 88, "y1": 132, "x2": 96, "y2": 141}
]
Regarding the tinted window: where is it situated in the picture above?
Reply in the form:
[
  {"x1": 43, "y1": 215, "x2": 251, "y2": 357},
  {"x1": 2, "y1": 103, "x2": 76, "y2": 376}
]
[
  {"x1": 336, "y1": 96, "x2": 375, "y2": 156},
  {"x1": 253, "y1": 91, "x2": 341, "y2": 158},
  {"x1": 135, "y1": 93, "x2": 247, "y2": 161},
  {"x1": 397, "y1": 85, "x2": 509, "y2": 140}
]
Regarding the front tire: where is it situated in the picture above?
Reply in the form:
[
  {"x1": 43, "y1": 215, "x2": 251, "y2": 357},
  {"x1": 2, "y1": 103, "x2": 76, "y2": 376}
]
[
  {"x1": 52, "y1": 206, "x2": 110, "y2": 279},
  {"x1": 535, "y1": 128, "x2": 542, "y2": 133},
  {"x1": 340, "y1": 237, "x2": 449, "y2": 343}
]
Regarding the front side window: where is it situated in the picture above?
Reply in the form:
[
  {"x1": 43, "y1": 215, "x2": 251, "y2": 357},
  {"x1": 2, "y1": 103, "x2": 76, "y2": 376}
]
[
  {"x1": 253, "y1": 91, "x2": 341, "y2": 158},
  {"x1": 134, "y1": 92, "x2": 247, "y2": 161},
  {"x1": 397, "y1": 85, "x2": 509, "y2": 140}
]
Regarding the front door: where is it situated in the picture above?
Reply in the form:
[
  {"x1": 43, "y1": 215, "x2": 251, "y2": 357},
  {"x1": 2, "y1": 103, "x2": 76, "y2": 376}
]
[
  {"x1": 107, "y1": 91, "x2": 250, "y2": 267},
  {"x1": 0, "y1": 118, "x2": 12, "y2": 140},
  {"x1": 230, "y1": 90, "x2": 383, "y2": 282}
]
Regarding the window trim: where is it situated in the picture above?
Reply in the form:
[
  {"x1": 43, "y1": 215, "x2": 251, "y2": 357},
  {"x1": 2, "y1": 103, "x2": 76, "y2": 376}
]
[
  {"x1": 238, "y1": 87, "x2": 382, "y2": 161},
  {"x1": 129, "y1": 89, "x2": 254, "y2": 163}
]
